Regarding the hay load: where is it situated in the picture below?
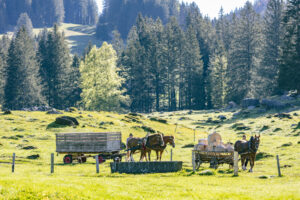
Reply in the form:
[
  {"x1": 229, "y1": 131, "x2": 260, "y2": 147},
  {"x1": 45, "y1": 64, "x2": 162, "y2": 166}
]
[{"x1": 194, "y1": 131, "x2": 233, "y2": 152}]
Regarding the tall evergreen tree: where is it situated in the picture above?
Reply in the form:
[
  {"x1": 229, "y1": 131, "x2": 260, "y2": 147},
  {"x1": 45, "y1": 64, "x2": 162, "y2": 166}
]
[
  {"x1": 226, "y1": 2, "x2": 263, "y2": 103},
  {"x1": 15, "y1": 13, "x2": 33, "y2": 37},
  {"x1": 4, "y1": 27, "x2": 45, "y2": 109},
  {"x1": 38, "y1": 24, "x2": 73, "y2": 109},
  {"x1": 208, "y1": 42, "x2": 227, "y2": 108},
  {"x1": 0, "y1": 36, "x2": 10, "y2": 105},
  {"x1": 80, "y1": 43, "x2": 127, "y2": 111},
  {"x1": 279, "y1": 0, "x2": 300, "y2": 92},
  {"x1": 68, "y1": 54, "x2": 82, "y2": 106},
  {"x1": 182, "y1": 25, "x2": 204, "y2": 109},
  {"x1": 259, "y1": 0, "x2": 283, "y2": 96}
]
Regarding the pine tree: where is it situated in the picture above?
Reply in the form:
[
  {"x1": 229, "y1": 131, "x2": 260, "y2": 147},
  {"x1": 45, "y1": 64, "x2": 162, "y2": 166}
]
[
  {"x1": 68, "y1": 54, "x2": 82, "y2": 106},
  {"x1": 112, "y1": 30, "x2": 124, "y2": 57},
  {"x1": 183, "y1": 25, "x2": 204, "y2": 109},
  {"x1": 208, "y1": 42, "x2": 227, "y2": 108},
  {"x1": 259, "y1": 0, "x2": 283, "y2": 96},
  {"x1": 0, "y1": 35, "x2": 10, "y2": 105},
  {"x1": 226, "y1": 2, "x2": 263, "y2": 103},
  {"x1": 15, "y1": 13, "x2": 33, "y2": 37},
  {"x1": 80, "y1": 43, "x2": 127, "y2": 111},
  {"x1": 279, "y1": 0, "x2": 300, "y2": 92},
  {"x1": 3, "y1": 27, "x2": 45, "y2": 110},
  {"x1": 38, "y1": 24, "x2": 73, "y2": 109}
]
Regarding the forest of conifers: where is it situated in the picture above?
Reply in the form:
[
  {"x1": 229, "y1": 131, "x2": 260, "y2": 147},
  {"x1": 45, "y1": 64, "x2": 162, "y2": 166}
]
[{"x1": 0, "y1": 0, "x2": 299, "y2": 113}]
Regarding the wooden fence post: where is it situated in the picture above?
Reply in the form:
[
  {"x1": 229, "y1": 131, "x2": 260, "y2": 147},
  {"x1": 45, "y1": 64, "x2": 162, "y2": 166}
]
[
  {"x1": 192, "y1": 151, "x2": 195, "y2": 172},
  {"x1": 174, "y1": 124, "x2": 178, "y2": 134},
  {"x1": 234, "y1": 151, "x2": 238, "y2": 176},
  {"x1": 12, "y1": 153, "x2": 15, "y2": 173},
  {"x1": 95, "y1": 155, "x2": 99, "y2": 174},
  {"x1": 170, "y1": 149, "x2": 173, "y2": 161},
  {"x1": 276, "y1": 155, "x2": 281, "y2": 177},
  {"x1": 51, "y1": 153, "x2": 54, "y2": 174}
]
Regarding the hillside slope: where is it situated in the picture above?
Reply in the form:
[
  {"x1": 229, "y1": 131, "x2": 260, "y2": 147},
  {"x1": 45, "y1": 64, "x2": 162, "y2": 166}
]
[
  {"x1": 0, "y1": 23, "x2": 102, "y2": 55},
  {"x1": 0, "y1": 108, "x2": 299, "y2": 199}
]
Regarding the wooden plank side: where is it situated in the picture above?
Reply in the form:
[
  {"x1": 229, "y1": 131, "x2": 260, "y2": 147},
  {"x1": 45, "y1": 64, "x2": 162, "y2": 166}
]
[{"x1": 56, "y1": 132, "x2": 122, "y2": 153}]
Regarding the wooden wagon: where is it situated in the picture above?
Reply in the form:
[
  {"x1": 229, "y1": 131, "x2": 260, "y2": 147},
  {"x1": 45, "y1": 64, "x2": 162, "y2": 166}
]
[
  {"x1": 192, "y1": 150, "x2": 234, "y2": 169},
  {"x1": 56, "y1": 132, "x2": 125, "y2": 164}
]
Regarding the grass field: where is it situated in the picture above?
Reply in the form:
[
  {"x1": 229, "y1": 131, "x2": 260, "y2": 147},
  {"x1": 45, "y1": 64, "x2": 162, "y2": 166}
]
[
  {"x1": 0, "y1": 108, "x2": 300, "y2": 199},
  {"x1": 0, "y1": 23, "x2": 102, "y2": 55}
]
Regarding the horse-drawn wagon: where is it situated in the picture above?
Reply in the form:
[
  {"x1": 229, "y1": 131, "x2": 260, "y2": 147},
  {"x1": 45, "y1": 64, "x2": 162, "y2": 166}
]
[
  {"x1": 56, "y1": 132, "x2": 125, "y2": 164},
  {"x1": 192, "y1": 132, "x2": 234, "y2": 169}
]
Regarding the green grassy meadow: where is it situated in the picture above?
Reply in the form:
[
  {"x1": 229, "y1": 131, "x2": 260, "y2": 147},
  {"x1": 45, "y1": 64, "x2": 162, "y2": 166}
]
[{"x1": 0, "y1": 109, "x2": 300, "y2": 199}]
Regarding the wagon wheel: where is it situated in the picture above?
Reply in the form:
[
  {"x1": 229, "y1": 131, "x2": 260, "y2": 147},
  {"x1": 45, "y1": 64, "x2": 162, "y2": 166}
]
[
  {"x1": 98, "y1": 155, "x2": 106, "y2": 164},
  {"x1": 81, "y1": 157, "x2": 87, "y2": 163},
  {"x1": 63, "y1": 155, "x2": 72, "y2": 164},
  {"x1": 209, "y1": 157, "x2": 218, "y2": 169},
  {"x1": 195, "y1": 160, "x2": 202, "y2": 170}
]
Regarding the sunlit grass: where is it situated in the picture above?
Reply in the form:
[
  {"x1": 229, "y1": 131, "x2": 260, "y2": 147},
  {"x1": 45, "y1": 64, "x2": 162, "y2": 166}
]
[{"x1": 0, "y1": 109, "x2": 300, "y2": 199}]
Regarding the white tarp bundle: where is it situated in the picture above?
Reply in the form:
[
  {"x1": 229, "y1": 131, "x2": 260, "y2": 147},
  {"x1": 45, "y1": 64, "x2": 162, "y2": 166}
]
[{"x1": 194, "y1": 131, "x2": 234, "y2": 152}]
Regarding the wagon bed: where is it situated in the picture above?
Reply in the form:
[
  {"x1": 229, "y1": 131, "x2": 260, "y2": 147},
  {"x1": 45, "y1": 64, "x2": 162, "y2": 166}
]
[
  {"x1": 193, "y1": 150, "x2": 234, "y2": 169},
  {"x1": 56, "y1": 132, "x2": 124, "y2": 164}
]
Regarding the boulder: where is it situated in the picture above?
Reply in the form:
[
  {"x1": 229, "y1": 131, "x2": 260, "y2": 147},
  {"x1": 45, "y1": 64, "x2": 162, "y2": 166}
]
[
  {"x1": 55, "y1": 116, "x2": 79, "y2": 126},
  {"x1": 3, "y1": 110, "x2": 11, "y2": 115},
  {"x1": 226, "y1": 101, "x2": 238, "y2": 109},
  {"x1": 241, "y1": 98, "x2": 260, "y2": 109},
  {"x1": 217, "y1": 115, "x2": 227, "y2": 120},
  {"x1": 261, "y1": 99, "x2": 291, "y2": 110},
  {"x1": 46, "y1": 109, "x2": 63, "y2": 114}
]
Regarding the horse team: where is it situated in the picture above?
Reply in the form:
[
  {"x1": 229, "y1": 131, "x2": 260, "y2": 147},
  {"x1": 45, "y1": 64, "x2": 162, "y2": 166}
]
[{"x1": 126, "y1": 132, "x2": 260, "y2": 173}]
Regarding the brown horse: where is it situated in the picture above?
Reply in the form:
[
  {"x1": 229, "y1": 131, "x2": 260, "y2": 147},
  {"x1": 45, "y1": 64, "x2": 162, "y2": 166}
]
[
  {"x1": 142, "y1": 136, "x2": 175, "y2": 161},
  {"x1": 234, "y1": 135, "x2": 260, "y2": 172},
  {"x1": 126, "y1": 134, "x2": 164, "y2": 162}
]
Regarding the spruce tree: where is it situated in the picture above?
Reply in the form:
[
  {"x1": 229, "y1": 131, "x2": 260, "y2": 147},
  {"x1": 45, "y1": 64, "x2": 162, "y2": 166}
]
[
  {"x1": 38, "y1": 24, "x2": 73, "y2": 109},
  {"x1": 4, "y1": 27, "x2": 45, "y2": 110},
  {"x1": 226, "y1": 2, "x2": 263, "y2": 103},
  {"x1": 259, "y1": 0, "x2": 283, "y2": 96},
  {"x1": 183, "y1": 25, "x2": 204, "y2": 109},
  {"x1": 15, "y1": 13, "x2": 33, "y2": 37},
  {"x1": 279, "y1": 0, "x2": 300, "y2": 92},
  {"x1": 208, "y1": 42, "x2": 227, "y2": 108}
]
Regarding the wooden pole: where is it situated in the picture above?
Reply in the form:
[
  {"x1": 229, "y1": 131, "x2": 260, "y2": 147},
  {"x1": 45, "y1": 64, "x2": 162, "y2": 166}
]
[
  {"x1": 95, "y1": 155, "x2": 99, "y2": 174},
  {"x1": 276, "y1": 155, "x2": 281, "y2": 177},
  {"x1": 170, "y1": 149, "x2": 173, "y2": 161},
  {"x1": 194, "y1": 129, "x2": 196, "y2": 142},
  {"x1": 234, "y1": 151, "x2": 238, "y2": 176},
  {"x1": 51, "y1": 153, "x2": 54, "y2": 174},
  {"x1": 192, "y1": 151, "x2": 195, "y2": 172},
  {"x1": 12, "y1": 153, "x2": 15, "y2": 173}
]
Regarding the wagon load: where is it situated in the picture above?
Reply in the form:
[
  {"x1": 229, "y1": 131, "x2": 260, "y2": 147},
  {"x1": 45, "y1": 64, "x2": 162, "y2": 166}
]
[
  {"x1": 193, "y1": 131, "x2": 234, "y2": 169},
  {"x1": 194, "y1": 132, "x2": 233, "y2": 152}
]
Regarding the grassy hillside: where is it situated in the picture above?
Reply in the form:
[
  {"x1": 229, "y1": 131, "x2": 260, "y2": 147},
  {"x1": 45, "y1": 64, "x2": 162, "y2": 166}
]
[
  {"x1": 0, "y1": 23, "x2": 102, "y2": 55},
  {"x1": 0, "y1": 108, "x2": 300, "y2": 199}
]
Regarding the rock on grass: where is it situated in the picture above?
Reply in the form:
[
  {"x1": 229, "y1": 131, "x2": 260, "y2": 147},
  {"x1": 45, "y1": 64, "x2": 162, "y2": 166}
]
[
  {"x1": 199, "y1": 170, "x2": 215, "y2": 176},
  {"x1": 281, "y1": 142, "x2": 293, "y2": 147},
  {"x1": 27, "y1": 154, "x2": 40, "y2": 159}
]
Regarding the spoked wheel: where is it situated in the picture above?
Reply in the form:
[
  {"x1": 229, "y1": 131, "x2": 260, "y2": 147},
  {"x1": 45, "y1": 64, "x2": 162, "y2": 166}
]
[
  {"x1": 81, "y1": 157, "x2": 87, "y2": 163},
  {"x1": 113, "y1": 156, "x2": 121, "y2": 163},
  {"x1": 195, "y1": 160, "x2": 202, "y2": 170},
  {"x1": 209, "y1": 157, "x2": 218, "y2": 169},
  {"x1": 63, "y1": 155, "x2": 73, "y2": 164},
  {"x1": 97, "y1": 155, "x2": 106, "y2": 164}
]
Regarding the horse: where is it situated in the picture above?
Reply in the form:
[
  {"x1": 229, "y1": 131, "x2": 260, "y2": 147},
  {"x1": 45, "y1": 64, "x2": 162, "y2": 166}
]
[
  {"x1": 142, "y1": 136, "x2": 175, "y2": 161},
  {"x1": 234, "y1": 135, "x2": 260, "y2": 172},
  {"x1": 126, "y1": 134, "x2": 164, "y2": 162}
]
